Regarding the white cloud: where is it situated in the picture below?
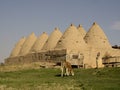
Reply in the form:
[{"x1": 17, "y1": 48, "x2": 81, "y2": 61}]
[{"x1": 111, "y1": 21, "x2": 120, "y2": 30}]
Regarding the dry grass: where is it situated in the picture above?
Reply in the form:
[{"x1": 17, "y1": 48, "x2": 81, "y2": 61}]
[{"x1": 0, "y1": 62, "x2": 57, "y2": 72}]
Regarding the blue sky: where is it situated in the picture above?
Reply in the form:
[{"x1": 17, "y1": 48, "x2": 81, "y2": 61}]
[{"x1": 0, "y1": 0, "x2": 120, "y2": 62}]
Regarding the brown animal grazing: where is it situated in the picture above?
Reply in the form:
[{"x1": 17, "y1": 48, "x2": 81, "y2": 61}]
[{"x1": 61, "y1": 61, "x2": 74, "y2": 77}]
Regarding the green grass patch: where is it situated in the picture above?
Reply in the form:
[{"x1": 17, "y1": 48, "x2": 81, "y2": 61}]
[{"x1": 0, "y1": 67, "x2": 120, "y2": 90}]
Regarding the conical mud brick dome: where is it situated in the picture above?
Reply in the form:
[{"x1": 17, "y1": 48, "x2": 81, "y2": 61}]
[
  {"x1": 19, "y1": 32, "x2": 37, "y2": 56},
  {"x1": 77, "y1": 24, "x2": 86, "y2": 38},
  {"x1": 42, "y1": 28, "x2": 62, "y2": 50},
  {"x1": 10, "y1": 37, "x2": 26, "y2": 57},
  {"x1": 55, "y1": 24, "x2": 87, "y2": 52},
  {"x1": 84, "y1": 22, "x2": 111, "y2": 49},
  {"x1": 31, "y1": 32, "x2": 48, "y2": 52}
]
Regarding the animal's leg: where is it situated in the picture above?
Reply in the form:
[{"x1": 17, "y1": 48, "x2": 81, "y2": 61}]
[
  {"x1": 64, "y1": 68, "x2": 67, "y2": 76},
  {"x1": 61, "y1": 67, "x2": 64, "y2": 77},
  {"x1": 66, "y1": 68, "x2": 69, "y2": 76},
  {"x1": 71, "y1": 70, "x2": 74, "y2": 76}
]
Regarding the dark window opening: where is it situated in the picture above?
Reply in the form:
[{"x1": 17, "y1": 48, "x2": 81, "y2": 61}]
[{"x1": 72, "y1": 55, "x2": 78, "y2": 59}]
